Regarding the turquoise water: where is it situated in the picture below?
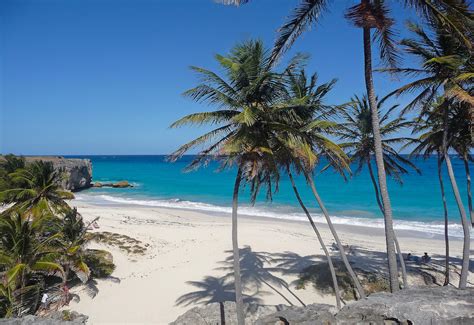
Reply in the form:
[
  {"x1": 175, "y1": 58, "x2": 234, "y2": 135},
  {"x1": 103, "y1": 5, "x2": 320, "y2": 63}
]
[{"x1": 69, "y1": 155, "x2": 472, "y2": 238}]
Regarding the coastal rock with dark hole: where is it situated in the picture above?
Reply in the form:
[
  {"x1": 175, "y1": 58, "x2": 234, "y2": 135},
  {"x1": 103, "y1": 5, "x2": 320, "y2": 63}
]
[{"x1": 25, "y1": 156, "x2": 92, "y2": 191}]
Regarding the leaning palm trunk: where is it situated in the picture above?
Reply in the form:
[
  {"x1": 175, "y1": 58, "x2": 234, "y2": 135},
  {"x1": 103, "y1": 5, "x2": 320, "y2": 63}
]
[
  {"x1": 288, "y1": 170, "x2": 342, "y2": 309},
  {"x1": 442, "y1": 108, "x2": 470, "y2": 289},
  {"x1": 362, "y1": 21, "x2": 399, "y2": 292},
  {"x1": 232, "y1": 167, "x2": 245, "y2": 325},
  {"x1": 462, "y1": 153, "x2": 473, "y2": 227},
  {"x1": 367, "y1": 160, "x2": 407, "y2": 288},
  {"x1": 437, "y1": 153, "x2": 450, "y2": 286},
  {"x1": 444, "y1": 154, "x2": 470, "y2": 289},
  {"x1": 304, "y1": 172, "x2": 365, "y2": 299}
]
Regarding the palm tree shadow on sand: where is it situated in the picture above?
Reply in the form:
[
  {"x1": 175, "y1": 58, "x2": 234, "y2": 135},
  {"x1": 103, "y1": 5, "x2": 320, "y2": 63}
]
[
  {"x1": 217, "y1": 246, "x2": 307, "y2": 307},
  {"x1": 175, "y1": 246, "x2": 308, "y2": 322},
  {"x1": 175, "y1": 276, "x2": 262, "y2": 324}
]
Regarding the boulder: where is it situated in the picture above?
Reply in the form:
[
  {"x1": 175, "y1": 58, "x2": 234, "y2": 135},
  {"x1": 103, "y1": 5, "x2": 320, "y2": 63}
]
[{"x1": 92, "y1": 182, "x2": 103, "y2": 188}]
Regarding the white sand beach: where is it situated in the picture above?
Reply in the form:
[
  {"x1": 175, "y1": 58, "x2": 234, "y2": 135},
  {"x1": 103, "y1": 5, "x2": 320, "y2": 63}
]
[{"x1": 67, "y1": 201, "x2": 473, "y2": 324}]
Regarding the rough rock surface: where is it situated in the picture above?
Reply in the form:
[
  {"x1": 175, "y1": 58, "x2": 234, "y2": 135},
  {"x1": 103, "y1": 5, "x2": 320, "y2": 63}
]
[
  {"x1": 171, "y1": 302, "x2": 288, "y2": 325},
  {"x1": 336, "y1": 286, "x2": 474, "y2": 325},
  {"x1": 0, "y1": 311, "x2": 88, "y2": 325},
  {"x1": 255, "y1": 304, "x2": 336, "y2": 325},
  {"x1": 25, "y1": 157, "x2": 92, "y2": 191},
  {"x1": 172, "y1": 287, "x2": 474, "y2": 325}
]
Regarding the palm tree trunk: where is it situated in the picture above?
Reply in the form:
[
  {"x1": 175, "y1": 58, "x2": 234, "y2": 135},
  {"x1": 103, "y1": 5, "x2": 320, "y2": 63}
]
[
  {"x1": 232, "y1": 166, "x2": 245, "y2": 325},
  {"x1": 288, "y1": 170, "x2": 342, "y2": 309},
  {"x1": 462, "y1": 152, "x2": 473, "y2": 227},
  {"x1": 362, "y1": 20, "x2": 399, "y2": 292},
  {"x1": 437, "y1": 153, "x2": 450, "y2": 286},
  {"x1": 282, "y1": 283, "x2": 306, "y2": 307},
  {"x1": 442, "y1": 107, "x2": 470, "y2": 289},
  {"x1": 367, "y1": 159, "x2": 407, "y2": 288},
  {"x1": 304, "y1": 172, "x2": 366, "y2": 299},
  {"x1": 260, "y1": 279, "x2": 294, "y2": 306}
]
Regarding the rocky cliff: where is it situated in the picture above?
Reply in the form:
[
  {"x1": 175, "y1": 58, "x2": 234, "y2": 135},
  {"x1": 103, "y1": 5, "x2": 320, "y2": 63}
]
[{"x1": 25, "y1": 156, "x2": 92, "y2": 191}]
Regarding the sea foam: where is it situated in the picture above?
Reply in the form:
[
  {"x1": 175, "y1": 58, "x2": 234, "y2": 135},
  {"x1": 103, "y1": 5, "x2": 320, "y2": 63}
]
[{"x1": 75, "y1": 193, "x2": 468, "y2": 239}]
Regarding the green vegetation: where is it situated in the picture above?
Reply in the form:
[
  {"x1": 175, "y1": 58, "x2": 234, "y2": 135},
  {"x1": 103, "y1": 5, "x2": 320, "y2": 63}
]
[{"x1": 0, "y1": 158, "x2": 115, "y2": 318}]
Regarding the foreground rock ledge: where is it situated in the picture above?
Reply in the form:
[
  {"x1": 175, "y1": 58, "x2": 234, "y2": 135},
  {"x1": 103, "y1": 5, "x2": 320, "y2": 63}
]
[
  {"x1": 171, "y1": 287, "x2": 474, "y2": 325},
  {"x1": 0, "y1": 311, "x2": 87, "y2": 325}
]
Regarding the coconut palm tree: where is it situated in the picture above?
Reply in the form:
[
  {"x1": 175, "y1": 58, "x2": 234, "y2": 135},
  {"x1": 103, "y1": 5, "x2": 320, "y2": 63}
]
[
  {"x1": 169, "y1": 40, "x2": 291, "y2": 325},
  {"x1": 383, "y1": 16, "x2": 472, "y2": 288},
  {"x1": 0, "y1": 212, "x2": 64, "y2": 316},
  {"x1": 409, "y1": 98, "x2": 454, "y2": 285},
  {"x1": 338, "y1": 95, "x2": 420, "y2": 287},
  {"x1": 220, "y1": 0, "x2": 472, "y2": 293},
  {"x1": 275, "y1": 69, "x2": 367, "y2": 299},
  {"x1": 269, "y1": 68, "x2": 365, "y2": 305},
  {"x1": 0, "y1": 161, "x2": 74, "y2": 219},
  {"x1": 58, "y1": 208, "x2": 93, "y2": 284},
  {"x1": 0, "y1": 155, "x2": 26, "y2": 193}
]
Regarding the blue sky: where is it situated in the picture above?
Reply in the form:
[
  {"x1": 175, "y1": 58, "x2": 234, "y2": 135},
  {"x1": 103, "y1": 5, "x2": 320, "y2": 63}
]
[{"x1": 1, "y1": 0, "x2": 422, "y2": 155}]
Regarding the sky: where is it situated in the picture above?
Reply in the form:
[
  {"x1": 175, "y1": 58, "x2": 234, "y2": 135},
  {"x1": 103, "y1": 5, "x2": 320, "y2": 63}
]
[{"x1": 1, "y1": 0, "x2": 423, "y2": 155}]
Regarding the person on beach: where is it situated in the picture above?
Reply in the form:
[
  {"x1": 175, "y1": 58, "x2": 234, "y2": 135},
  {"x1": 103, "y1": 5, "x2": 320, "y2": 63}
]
[
  {"x1": 421, "y1": 252, "x2": 431, "y2": 263},
  {"x1": 40, "y1": 293, "x2": 49, "y2": 310}
]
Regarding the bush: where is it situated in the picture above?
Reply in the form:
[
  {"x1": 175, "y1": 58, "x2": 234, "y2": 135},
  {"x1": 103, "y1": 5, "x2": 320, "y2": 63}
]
[{"x1": 84, "y1": 249, "x2": 115, "y2": 278}]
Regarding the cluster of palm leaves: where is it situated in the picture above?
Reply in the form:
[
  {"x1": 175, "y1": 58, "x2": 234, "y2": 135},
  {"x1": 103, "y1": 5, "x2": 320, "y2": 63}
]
[
  {"x1": 0, "y1": 156, "x2": 112, "y2": 317},
  {"x1": 172, "y1": 1, "x2": 472, "y2": 323}
]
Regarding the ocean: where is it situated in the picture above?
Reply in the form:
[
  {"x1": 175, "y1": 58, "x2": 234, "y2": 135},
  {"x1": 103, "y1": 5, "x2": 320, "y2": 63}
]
[{"x1": 69, "y1": 155, "x2": 472, "y2": 239}]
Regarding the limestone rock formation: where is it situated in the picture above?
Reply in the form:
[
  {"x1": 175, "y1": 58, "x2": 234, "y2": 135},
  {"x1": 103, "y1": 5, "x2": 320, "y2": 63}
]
[
  {"x1": 172, "y1": 287, "x2": 474, "y2": 325},
  {"x1": 171, "y1": 302, "x2": 289, "y2": 325},
  {"x1": 0, "y1": 311, "x2": 88, "y2": 325},
  {"x1": 25, "y1": 157, "x2": 92, "y2": 191}
]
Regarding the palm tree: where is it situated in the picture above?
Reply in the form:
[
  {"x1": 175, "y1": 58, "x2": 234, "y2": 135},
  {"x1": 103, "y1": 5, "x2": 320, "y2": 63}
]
[
  {"x1": 276, "y1": 70, "x2": 367, "y2": 299},
  {"x1": 0, "y1": 161, "x2": 74, "y2": 219},
  {"x1": 0, "y1": 155, "x2": 25, "y2": 193},
  {"x1": 169, "y1": 40, "x2": 289, "y2": 325},
  {"x1": 221, "y1": 0, "x2": 472, "y2": 294},
  {"x1": 338, "y1": 94, "x2": 420, "y2": 287},
  {"x1": 59, "y1": 208, "x2": 93, "y2": 284},
  {"x1": 384, "y1": 17, "x2": 472, "y2": 289},
  {"x1": 409, "y1": 98, "x2": 454, "y2": 285},
  {"x1": 271, "y1": 68, "x2": 362, "y2": 306},
  {"x1": 0, "y1": 212, "x2": 64, "y2": 316}
]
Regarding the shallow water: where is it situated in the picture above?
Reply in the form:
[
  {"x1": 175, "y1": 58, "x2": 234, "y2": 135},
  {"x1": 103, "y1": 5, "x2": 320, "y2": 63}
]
[{"x1": 69, "y1": 155, "x2": 473, "y2": 238}]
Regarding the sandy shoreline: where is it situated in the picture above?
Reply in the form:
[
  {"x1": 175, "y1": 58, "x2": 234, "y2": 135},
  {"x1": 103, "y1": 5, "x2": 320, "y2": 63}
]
[{"x1": 67, "y1": 200, "x2": 472, "y2": 324}]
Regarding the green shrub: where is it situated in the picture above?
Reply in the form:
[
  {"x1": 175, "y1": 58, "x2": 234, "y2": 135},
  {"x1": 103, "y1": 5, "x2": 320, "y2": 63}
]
[{"x1": 84, "y1": 249, "x2": 115, "y2": 278}]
